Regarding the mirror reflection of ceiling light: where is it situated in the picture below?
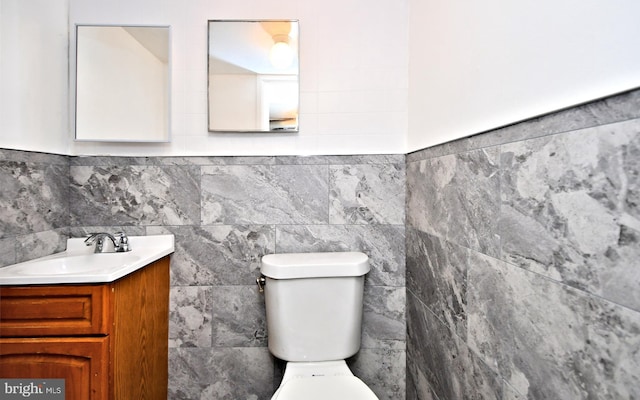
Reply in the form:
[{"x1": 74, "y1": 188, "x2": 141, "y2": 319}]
[{"x1": 270, "y1": 34, "x2": 294, "y2": 69}]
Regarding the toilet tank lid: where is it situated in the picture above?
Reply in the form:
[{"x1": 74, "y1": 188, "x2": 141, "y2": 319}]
[{"x1": 260, "y1": 252, "x2": 370, "y2": 279}]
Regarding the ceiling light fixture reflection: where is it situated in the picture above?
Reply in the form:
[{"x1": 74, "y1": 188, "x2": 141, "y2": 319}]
[{"x1": 270, "y1": 34, "x2": 294, "y2": 69}]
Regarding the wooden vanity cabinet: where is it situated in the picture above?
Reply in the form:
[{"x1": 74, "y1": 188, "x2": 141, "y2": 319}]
[{"x1": 0, "y1": 256, "x2": 170, "y2": 400}]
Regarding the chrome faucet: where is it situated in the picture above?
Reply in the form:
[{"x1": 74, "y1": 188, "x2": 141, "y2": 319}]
[{"x1": 84, "y1": 232, "x2": 131, "y2": 253}]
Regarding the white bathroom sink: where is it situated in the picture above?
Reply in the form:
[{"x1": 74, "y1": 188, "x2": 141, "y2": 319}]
[
  {"x1": 0, "y1": 235, "x2": 174, "y2": 285},
  {"x1": 8, "y1": 253, "x2": 142, "y2": 275}
]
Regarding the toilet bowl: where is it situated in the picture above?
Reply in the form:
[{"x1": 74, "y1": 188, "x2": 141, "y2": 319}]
[
  {"x1": 259, "y1": 252, "x2": 379, "y2": 400},
  {"x1": 271, "y1": 361, "x2": 378, "y2": 400}
]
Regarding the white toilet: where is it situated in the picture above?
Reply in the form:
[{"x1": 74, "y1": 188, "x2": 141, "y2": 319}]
[{"x1": 259, "y1": 251, "x2": 379, "y2": 400}]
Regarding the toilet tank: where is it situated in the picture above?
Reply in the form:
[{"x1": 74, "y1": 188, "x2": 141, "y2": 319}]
[{"x1": 260, "y1": 252, "x2": 370, "y2": 362}]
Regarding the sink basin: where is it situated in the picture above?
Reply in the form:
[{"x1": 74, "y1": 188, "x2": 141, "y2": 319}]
[
  {"x1": 9, "y1": 253, "x2": 142, "y2": 276},
  {"x1": 0, "y1": 235, "x2": 174, "y2": 285}
]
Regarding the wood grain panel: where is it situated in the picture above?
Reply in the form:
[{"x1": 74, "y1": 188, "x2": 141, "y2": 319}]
[
  {"x1": 110, "y1": 257, "x2": 169, "y2": 400},
  {"x1": 0, "y1": 336, "x2": 109, "y2": 400},
  {"x1": 0, "y1": 285, "x2": 109, "y2": 336}
]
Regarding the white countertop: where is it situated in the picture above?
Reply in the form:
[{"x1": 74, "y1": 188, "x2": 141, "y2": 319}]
[{"x1": 0, "y1": 235, "x2": 174, "y2": 285}]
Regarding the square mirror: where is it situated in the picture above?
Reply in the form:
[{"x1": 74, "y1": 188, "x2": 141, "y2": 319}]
[
  {"x1": 75, "y1": 25, "x2": 171, "y2": 142},
  {"x1": 208, "y1": 20, "x2": 299, "y2": 133}
]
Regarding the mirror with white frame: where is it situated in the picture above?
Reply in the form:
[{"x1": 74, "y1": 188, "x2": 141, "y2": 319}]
[
  {"x1": 208, "y1": 20, "x2": 299, "y2": 132},
  {"x1": 74, "y1": 25, "x2": 171, "y2": 142}
]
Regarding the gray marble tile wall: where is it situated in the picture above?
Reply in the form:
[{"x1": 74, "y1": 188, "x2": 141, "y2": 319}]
[
  {"x1": 0, "y1": 149, "x2": 69, "y2": 267},
  {"x1": 406, "y1": 89, "x2": 640, "y2": 400},
  {"x1": 0, "y1": 150, "x2": 406, "y2": 399},
  {"x1": 66, "y1": 154, "x2": 407, "y2": 399}
]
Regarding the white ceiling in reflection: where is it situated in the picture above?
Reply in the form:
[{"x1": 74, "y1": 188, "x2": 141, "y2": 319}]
[{"x1": 208, "y1": 20, "x2": 298, "y2": 75}]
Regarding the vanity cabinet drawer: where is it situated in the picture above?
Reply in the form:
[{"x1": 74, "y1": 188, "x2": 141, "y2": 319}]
[{"x1": 0, "y1": 285, "x2": 110, "y2": 337}]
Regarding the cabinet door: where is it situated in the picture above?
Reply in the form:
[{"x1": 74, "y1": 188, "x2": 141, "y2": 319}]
[{"x1": 0, "y1": 337, "x2": 109, "y2": 400}]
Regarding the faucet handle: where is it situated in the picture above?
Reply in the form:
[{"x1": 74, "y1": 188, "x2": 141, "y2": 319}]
[{"x1": 114, "y1": 232, "x2": 131, "y2": 252}]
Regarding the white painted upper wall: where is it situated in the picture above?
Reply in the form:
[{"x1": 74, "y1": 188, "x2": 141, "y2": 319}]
[
  {"x1": 1, "y1": 0, "x2": 408, "y2": 156},
  {"x1": 0, "y1": 0, "x2": 69, "y2": 155},
  {"x1": 3, "y1": 0, "x2": 640, "y2": 156},
  {"x1": 67, "y1": 0, "x2": 409, "y2": 156},
  {"x1": 407, "y1": 0, "x2": 640, "y2": 152}
]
